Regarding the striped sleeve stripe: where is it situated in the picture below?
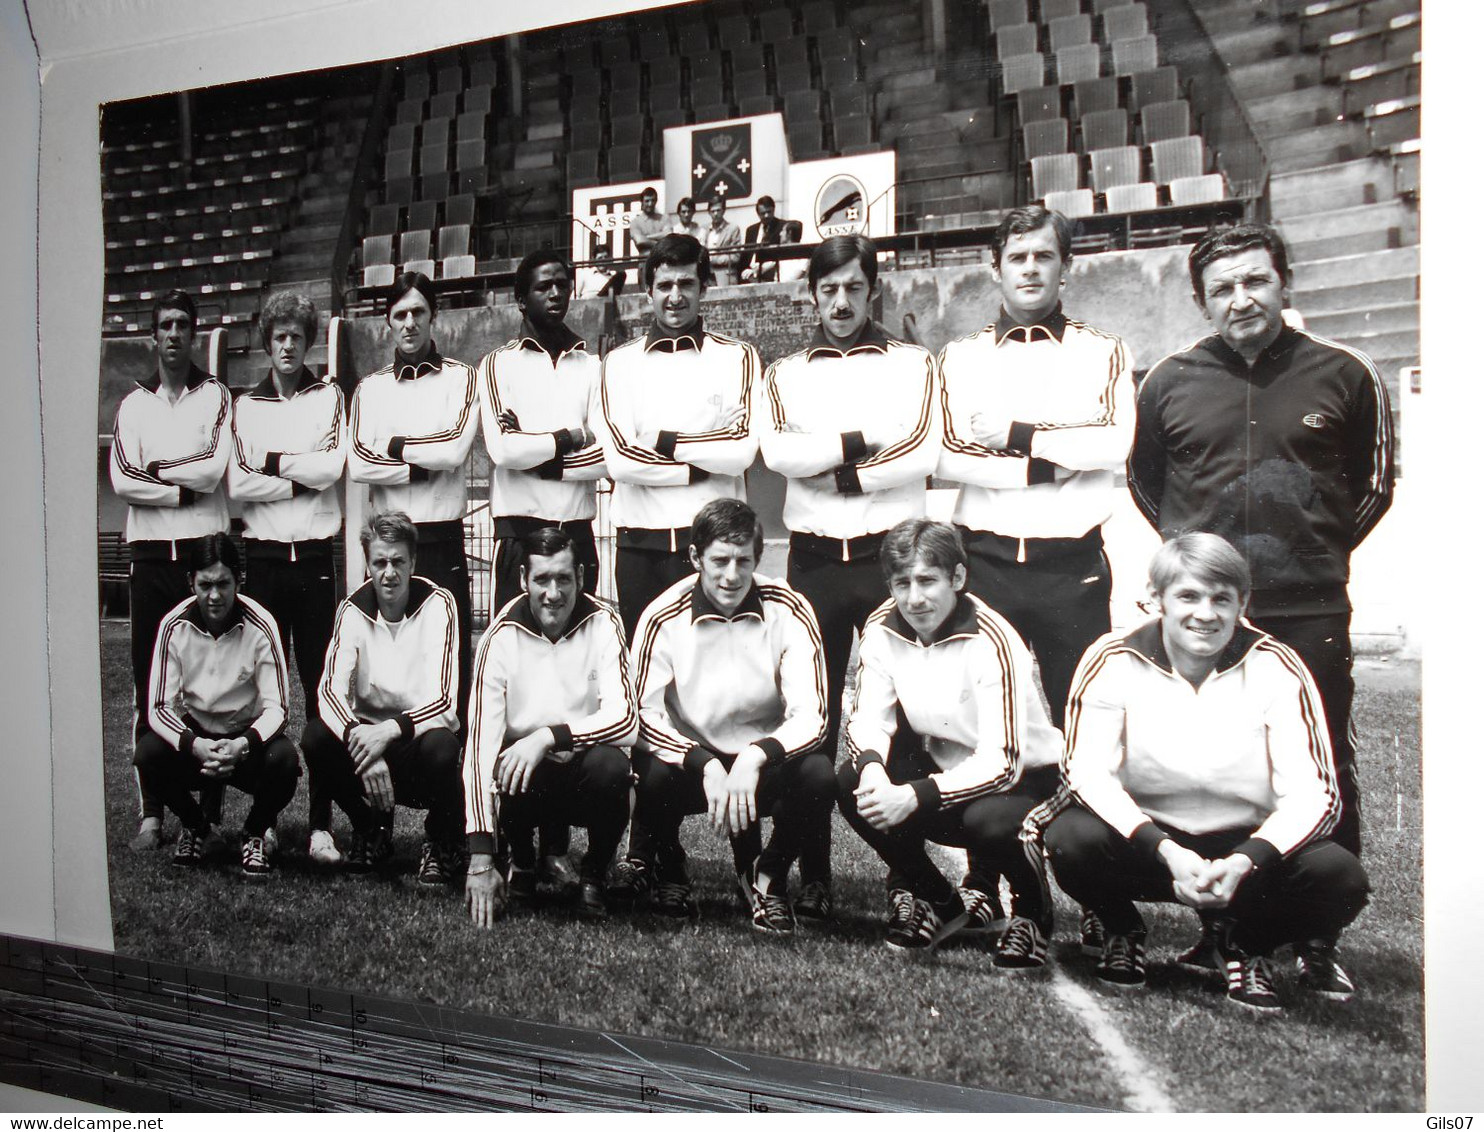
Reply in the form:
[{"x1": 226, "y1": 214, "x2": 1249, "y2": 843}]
[
  {"x1": 566, "y1": 447, "x2": 606, "y2": 467},
  {"x1": 1060, "y1": 638, "x2": 1128, "y2": 808},
  {"x1": 1300, "y1": 330, "x2": 1395, "y2": 538},
  {"x1": 857, "y1": 352, "x2": 934, "y2": 468},
  {"x1": 599, "y1": 351, "x2": 680, "y2": 467},
  {"x1": 404, "y1": 364, "x2": 479, "y2": 447},
  {"x1": 763, "y1": 362, "x2": 787, "y2": 431},
  {"x1": 657, "y1": 343, "x2": 757, "y2": 445},
  {"x1": 463, "y1": 628, "x2": 500, "y2": 837},
  {"x1": 319, "y1": 602, "x2": 361, "y2": 733},
  {"x1": 937, "y1": 353, "x2": 990, "y2": 457},
  {"x1": 149, "y1": 612, "x2": 193, "y2": 741},
  {"x1": 933, "y1": 613, "x2": 1023, "y2": 805},
  {"x1": 1029, "y1": 328, "x2": 1125, "y2": 432},
  {"x1": 571, "y1": 605, "x2": 640, "y2": 748},
  {"x1": 239, "y1": 602, "x2": 290, "y2": 711},
  {"x1": 348, "y1": 388, "x2": 401, "y2": 467},
  {"x1": 154, "y1": 385, "x2": 229, "y2": 472},
  {"x1": 631, "y1": 590, "x2": 697, "y2": 755},
  {"x1": 404, "y1": 590, "x2": 457, "y2": 725},
  {"x1": 111, "y1": 424, "x2": 167, "y2": 485},
  {"x1": 759, "y1": 584, "x2": 829, "y2": 757},
  {"x1": 1254, "y1": 638, "x2": 1342, "y2": 845}
]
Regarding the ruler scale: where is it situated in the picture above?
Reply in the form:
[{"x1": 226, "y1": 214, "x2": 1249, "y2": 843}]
[{"x1": 0, "y1": 934, "x2": 1092, "y2": 1113}]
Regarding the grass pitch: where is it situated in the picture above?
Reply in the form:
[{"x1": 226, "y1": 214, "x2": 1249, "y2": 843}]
[{"x1": 99, "y1": 621, "x2": 1422, "y2": 1111}]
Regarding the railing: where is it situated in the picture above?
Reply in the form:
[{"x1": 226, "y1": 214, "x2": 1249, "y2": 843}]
[{"x1": 1163, "y1": 0, "x2": 1272, "y2": 217}]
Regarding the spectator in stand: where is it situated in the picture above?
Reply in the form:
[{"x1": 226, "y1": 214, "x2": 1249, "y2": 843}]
[
  {"x1": 704, "y1": 194, "x2": 744, "y2": 286},
  {"x1": 629, "y1": 186, "x2": 668, "y2": 257},
  {"x1": 673, "y1": 196, "x2": 702, "y2": 240},
  {"x1": 576, "y1": 246, "x2": 625, "y2": 299},
  {"x1": 741, "y1": 195, "x2": 786, "y2": 282},
  {"x1": 776, "y1": 221, "x2": 808, "y2": 283}
]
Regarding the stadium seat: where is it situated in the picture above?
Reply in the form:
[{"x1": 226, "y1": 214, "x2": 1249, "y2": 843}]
[
  {"x1": 437, "y1": 224, "x2": 471, "y2": 260},
  {"x1": 997, "y1": 23, "x2": 1039, "y2": 62},
  {"x1": 403, "y1": 258, "x2": 435, "y2": 278},
  {"x1": 1081, "y1": 107, "x2": 1128, "y2": 150},
  {"x1": 366, "y1": 204, "x2": 400, "y2": 237},
  {"x1": 1112, "y1": 36, "x2": 1158, "y2": 76},
  {"x1": 652, "y1": 107, "x2": 692, "y2": 132},
  {"x1": 638, "y1": 26, "x2": 672, "y2": 58},
  {"x1": 420, "y1": 117, "x2": 452, "y2": 149},
  {"x1": 384, "y1": 178, "x2": 415, "y2": 206},
  {"x1": 1128, "y1": 66, "x2": 1179, "y2": 112},
  {"x1": 774, "y1": 39, "x2": 811, "y2": 72},
  {"x1": 362, "y1": 234, "x2": 394, "y2": 266},
  {"x1": 1056, "y1": 44, "x2": 1102, "y2": 84},
  {"x1": 731, "y1": 42, "x2": 767, "y2": 75},
  {"x1": 403, "y1": 71, "x2": 431, "y2": 103},
  {"x1": 608, "y1": 144, "x2": 643, "y2": 181},
  {"x1": 384, "y1": 148, "x2": 413, "y2": 181},
  {"x1": 1001, "y1": 53, "x2": 1046, "y2": 95},
  {"x1": 436, "y1": 65, "x2": 463, "y2": 94},
  {"x1": 455, "y1": 139, "x2": 485, "y2": 172},
  {"x1": 649, "y1": 54, "x2": 683, "y2": 86},
  {"x1": 611, "y1": 115, "x2": 646, "y2": 147},
  {"x1": 420, "y1": 142, "x2": 450, "y2": 176},
  {"x1": 1017, "y1": 85, "x2": 1063, "y2": 123},
  {"x1": 568, "y1": 148, "x2": 601, "y2": 183},
  {"x1": 570, "y1": 70, "x2": 603, "y2": 103},
  {"x1": 387, "y1": 123, "x2": 417, "y2": 153},
  {"x1": 694, "y1": 103, "x2": 734, "y2": 124},
  {"x1": 775, "y1": 63, "x2": 815, "y2": 94},
  {"x1": 1072, "y1": 76, "x2": 1119, "y2": 118},
  {"x1": 691, "y1": 75, "x2": 726, "y2": 108},
  {"x1": 734, "y1": 69, "x2": 769, "y2": 102},
  {"x1": 600, "y1": 37, "x2": 633, "y2": 67},
  {"x1": 759, "y1": 7, "x2": 795, "y2": 41},
  {"x1": 833, "y1": 83, "x2": 871, "y2": 120},
  {"x1": 834, "y1": 114, "x2": 873, "y2": 149},
  {"x1": 1089, "y1": 145, "x2": 1141, "y2": 192},
  {"x1": 362, "y1": 263, "x2": 396, "y2": 288},
  {"x1": 1039, "y1": 0, "x2": 1083, "y2": 22},
  {"x1": 1151, "y1": 135, "x2": 1203, "y2": 183},
  {"x1": 611, "y1": 64, "x2": 643, "y2": 93},
  {"x1": 740, "y1": 94, "x2": 781, "y2": 117},
  {"x1": 649, "y1": 82, "x2": 684, "y2": 113},
  {"x1": 429, "y1": 91, "x2": 460, "y2": 120},
  {"x1": 677, "y1": 22, "x2": 711, "y2": 55},
  {"x1": 571, "y1": 116, "x2": 603, "y2": 150},
  {"x1": 456, "y1": 112, "x2": 487, "y2": 144},
  {"x1": 1101, "y1": 3, "x2": 1148, "y2": 42},
  {"x1": 785, "y1": 89, "x2": 824, "y2": 121},
  {"x1": 399, "y1": 229, "x2": 432, "y2": 263},
  {"x1": 802, "y1": 1, "x2": 840, "y2": 32},
  {"x1": 408, "y1": 200, "x2": 440, "y2": 233},
  {"x1": 1168, "y1": 172, "x2": 1224, "y2": 205},
  {"x1": 1024, "y1": 117, "x2": 1069, "y2": 159},
  {"x1": 1031, "y1": 152, "x2": 1080, "y2": 197},
  {"x1": 468, "y1": 61, "x2": 498, "y2": 89},
  {"x1": 1140, "y1": 99, "x2": 1190, "y2": 144},
  {"x1": 1048, "y1": 14, "x2": 1092, "y2": 52},
  {"x1": 395, "y1": 100, "x2": 424, "y2": 126},
  {"x1": 463, "y1": 85, "x2": 493, "y2": 115},
  {"x1": 821, "y1": 53, "x2": 860, "y2": 87},
  {"x1": 455, "y1": 167, "x2": 488, "y2": 195},
  {"x1": 718, "y1": 14, "x2": 754, "y2": 46},
  {"x1": 987, "y1": 0, "x2": 1029, "y2": 32},
  {"x1": 445, "y1": 194, "x2": 476, "y2": 228},
  {"x1": 1104, "y1": 181, "x2": 1157, "y2": 212},
  {"x1": 1043, "y1": 187, "x2": 1094, "y2": 217}
]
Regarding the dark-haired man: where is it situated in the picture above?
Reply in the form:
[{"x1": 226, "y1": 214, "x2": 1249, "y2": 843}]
[
  {"x1": 228, "y1": 290, "x2": 346, "y2": 865},
  {"x1": 1042, "y1": 533, "x2": 1369, "y2": 1009},
  {"x1": 740, "y1": 195, "x2": 784, "y2": 282},
  {"x1": 133, "y1": 533, "x2": 299, "y2": 877},
  {"x1": 110, "y1": 289, "x2": 232, "y2": 850},
  {"x1": 302, "y1": 511, "x2": 465, "y2": 886},
  {"x1": 592, "y1": 233, "x2": 759, "y2": 637},
  {"x1": 348, "y1": 271, "x2": 478, "y2": 717},
  {"x1": 477, "y1": 251, "x2": 607, "y2": 615},
  {"x1": 629, "y1": 186, "x2": 667, "y2": 257},
  {"x1": 703, "y1": 195, "x2": 743, "y2": 286},
  {"x1": 757, "y1": 233, "x2": 941, "y2": 919},
  {"x1": 840, "y1": 520, "x2": 1062, "y2": 961},
  {"x1": 627, "y1": 499, "x2": 833, "y2": 932},
  {"x1": 462, "y1": 528, "x2": 637, "y2": 926},
  {"x1": 1127, "y1": 222, "x2": 1394, "y2": 994}
]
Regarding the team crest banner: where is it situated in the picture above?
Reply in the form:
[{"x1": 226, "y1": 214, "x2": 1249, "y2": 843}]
[{"x1": 690, "y1": 124, "x2": 753, "y2": 200}]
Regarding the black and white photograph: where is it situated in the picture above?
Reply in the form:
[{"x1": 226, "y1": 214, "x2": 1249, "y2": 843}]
[{"x1": 2, "y1": 0, "x2": 1470, "y2": 1116}]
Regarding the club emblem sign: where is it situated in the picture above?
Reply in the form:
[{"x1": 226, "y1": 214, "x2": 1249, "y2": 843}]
[
  {"x1": 690, "y1": 125, "x2": 753, "y2": 201},
  {"x1": 814, "y1": 174, "x2": 868, "y2": 236}
]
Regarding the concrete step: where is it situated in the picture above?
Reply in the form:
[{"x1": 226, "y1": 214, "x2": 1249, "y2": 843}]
[
  {"x1": 300, "y1": 196, "x2": 347, "y2": 219},
  {"x1": 878, "y1": 84, "x2": 953, "y2": 117},
  {"x1": 271, "y1": 251, "x2": 331, "y2": 274},
  {"x1": 861, "y1": 9, "x2": 922, "y2": 40},
  {"x1": 1290, "y1": 228, "x2": 1403, "y2": 263},
  {"x1": 1276, "y1": 199, "x2": 1418, "y2": 245},
  {"x1": 1320, "y1": 328, "x2": 1418, "y2": 368},
  {"x1": 1264, "y1": 121, "x2": 1371, "y2": 174},
  {"x1": 1226, "y1": 55, "x2": 1323, "y2": 98},
  {"x1": 1245, "y1": 84, "x2": 1344, "y2": 133},
  {"x1": 879, "y1": 66, "x2": 939, "y2": 93},
  {"x1": 528, "y1": 120, "x2": 563, "y2": 142},
  {"x1": 1290, "y1": 244, "x2": 1418, "y2": 290},
  {"x1": 1189, "y1": 0, "x2": 1274, "y2": 37},
  {"x1": 1208, "y1": 23, "x2": 1294, "y2": 68},
  {"x1": 1303, "y1": 301, "x2": 1418, "y2": 338},
  {"x1": 1291, "y1": 274, "x2": 1417, "y2": 314},
  {"x1": 1269, "y1": 156, "x2": 1391, "y2": 210},
  {"x1": 896, "y1": 126, "x2": 962, "y2": 152},
  {"x1": 876, "y1": 41, "x2": 930, "y2": 69}
]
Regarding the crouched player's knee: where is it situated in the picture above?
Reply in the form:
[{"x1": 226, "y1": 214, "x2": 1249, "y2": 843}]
[
  {"x1": 261, "y1": 736, "x2": 302, "y2": 784},
  {"x1": 584, "y1": 745, "x2": 632, "y2": 795}
]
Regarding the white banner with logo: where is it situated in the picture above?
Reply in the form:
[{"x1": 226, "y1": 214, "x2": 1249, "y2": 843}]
[
  {"x1": 570, "y1": 179, "x2": 663, "y2": 285},
  {"x1": 661, "y1": 114, "x2": 788, "y2": 213},
  {"x1": 787, "y1": 151, "x2": 897, "y2": 243}
]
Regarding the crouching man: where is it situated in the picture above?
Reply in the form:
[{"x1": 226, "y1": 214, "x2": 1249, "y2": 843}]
[
  {"x1": 624, "y1": 498, "x2": 834, "y2": 933},
  {"x1": 302, "y1": 511, "x2": 466, "y2": 884},
  {"x1": 462, "y1": 527, "x2": 638, "y2": 927},
  {"x1": 133, "y1": 533, "x2": 299, "y2": 876},
  {"x1": 839, "y1": 520, "x2": 1062, "y2": 961},
  {"x1": 1041, "y1": 532, "x2": 1369, "y2": 1010}
]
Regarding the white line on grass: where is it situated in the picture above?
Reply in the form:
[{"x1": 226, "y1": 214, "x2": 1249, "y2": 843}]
[{"x1": 1049, "y1": 971, "x2": 1177, "y2": 1113}]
